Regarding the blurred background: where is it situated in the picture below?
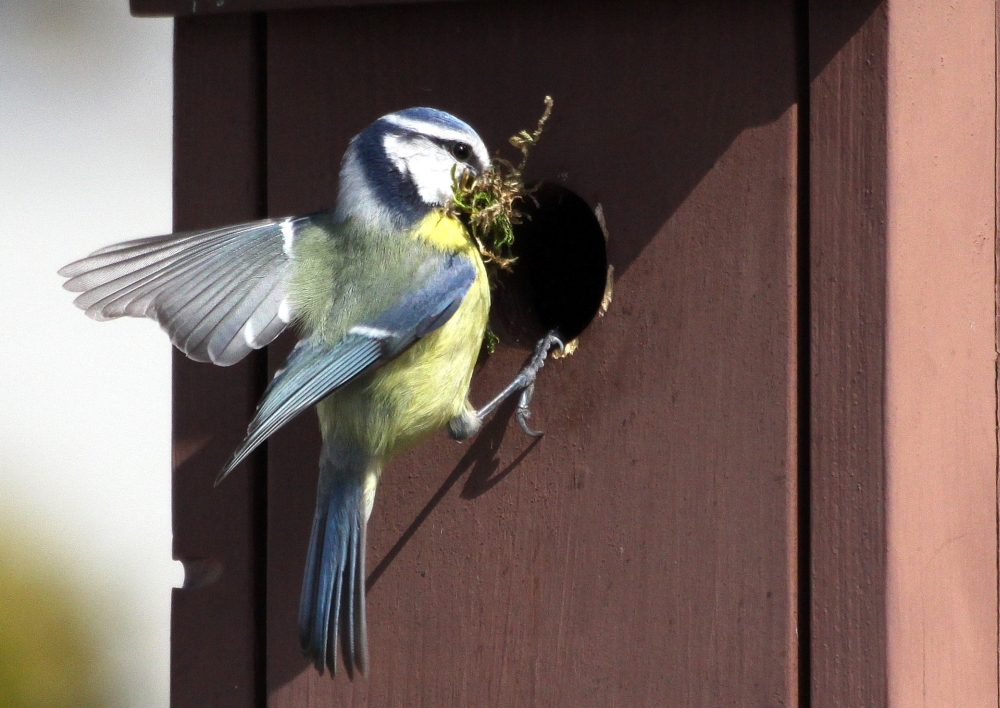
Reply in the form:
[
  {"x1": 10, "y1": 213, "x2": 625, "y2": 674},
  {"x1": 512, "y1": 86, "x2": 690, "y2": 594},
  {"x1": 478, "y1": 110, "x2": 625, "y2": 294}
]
[{"x1": 0, "y1": 1, "x2": 174, "y2": 706}]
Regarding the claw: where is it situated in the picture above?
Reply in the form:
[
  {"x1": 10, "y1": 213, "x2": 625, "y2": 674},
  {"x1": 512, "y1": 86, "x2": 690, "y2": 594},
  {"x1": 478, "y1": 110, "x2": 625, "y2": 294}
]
[
  {"x1": 516, "y1": 383, "x2": 544, "y2": 437},
  {"x1": 474, "y1": 330, "x2": 562, "y2": 436}
]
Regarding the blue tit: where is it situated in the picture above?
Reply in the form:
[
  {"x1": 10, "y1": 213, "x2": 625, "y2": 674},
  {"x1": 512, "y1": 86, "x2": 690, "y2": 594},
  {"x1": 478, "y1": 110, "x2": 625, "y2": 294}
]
[{"x1": 60, "y1": 107, "x2": 561, "y2": 677}]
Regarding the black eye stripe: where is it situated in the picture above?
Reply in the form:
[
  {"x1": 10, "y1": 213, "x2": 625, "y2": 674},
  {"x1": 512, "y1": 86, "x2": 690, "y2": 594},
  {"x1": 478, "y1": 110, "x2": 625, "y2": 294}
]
[{"x1": 426, "y1": 137, "x2": 473, "y2": 162}]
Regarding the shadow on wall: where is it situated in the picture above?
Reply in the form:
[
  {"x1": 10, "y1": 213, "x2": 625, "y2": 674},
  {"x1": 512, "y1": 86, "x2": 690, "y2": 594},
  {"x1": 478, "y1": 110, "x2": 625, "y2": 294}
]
[
  {"x1": 268, "y1": 1, "x2": 883, "y2": 280},
  {"x1": 258, "y1": 0, "x2": 886, "y2": 694}
]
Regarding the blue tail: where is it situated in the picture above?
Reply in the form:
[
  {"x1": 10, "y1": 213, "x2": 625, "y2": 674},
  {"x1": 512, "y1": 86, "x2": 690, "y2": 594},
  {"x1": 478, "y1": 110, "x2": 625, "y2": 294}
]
[{"x1": 299, "y1": 441, "x2": 369, "y2": 677}]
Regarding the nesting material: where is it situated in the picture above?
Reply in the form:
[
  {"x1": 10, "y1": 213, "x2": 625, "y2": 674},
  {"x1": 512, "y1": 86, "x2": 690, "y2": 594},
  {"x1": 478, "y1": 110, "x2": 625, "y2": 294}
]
[{"x1": 449, "y1": 96, "x2": 554, "y2": 271}]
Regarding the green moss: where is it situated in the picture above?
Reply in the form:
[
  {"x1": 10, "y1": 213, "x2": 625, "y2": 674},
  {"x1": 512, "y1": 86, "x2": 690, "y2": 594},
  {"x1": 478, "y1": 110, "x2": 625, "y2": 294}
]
[
  {"x1": 482, "y1": 325, "x2": 500, "y2": 355},
  {"x1": 449, "y1": 96, "x2": 554, "y2": 271}
]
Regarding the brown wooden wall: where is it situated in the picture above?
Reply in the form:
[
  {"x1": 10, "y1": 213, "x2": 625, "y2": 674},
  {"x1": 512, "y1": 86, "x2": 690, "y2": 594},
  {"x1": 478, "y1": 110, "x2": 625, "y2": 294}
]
[{"x1": 138, "y1": 0, "x2": 999, "y2": 706}]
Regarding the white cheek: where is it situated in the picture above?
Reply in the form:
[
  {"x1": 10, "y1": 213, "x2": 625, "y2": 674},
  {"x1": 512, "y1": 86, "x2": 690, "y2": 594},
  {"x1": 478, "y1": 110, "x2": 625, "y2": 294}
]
[
  {"x1": 383, "y1": 133, "x2": 457, "y2": 205},
  {"x1": 406, "y1": 150, "x2": 458, "y2": 204}
]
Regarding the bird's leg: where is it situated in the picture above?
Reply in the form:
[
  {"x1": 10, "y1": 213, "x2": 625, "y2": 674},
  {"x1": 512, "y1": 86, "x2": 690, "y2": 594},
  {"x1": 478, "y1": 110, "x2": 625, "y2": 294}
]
[{"x1": 474, "y1": 330, "x2": 563, "y2": 437}]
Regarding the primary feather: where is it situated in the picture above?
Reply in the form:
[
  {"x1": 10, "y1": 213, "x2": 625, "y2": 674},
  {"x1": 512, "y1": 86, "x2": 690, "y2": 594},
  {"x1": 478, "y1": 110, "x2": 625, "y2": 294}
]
[
  {"x1": 60, "y1": 106, "x2": 493, "y2": 678},
  {"x1": 60, "y1": 218, "x2": 298, "y2": 365},
  {"x1": 215, "y1": 247, "x2": 477, "y2": 484}
]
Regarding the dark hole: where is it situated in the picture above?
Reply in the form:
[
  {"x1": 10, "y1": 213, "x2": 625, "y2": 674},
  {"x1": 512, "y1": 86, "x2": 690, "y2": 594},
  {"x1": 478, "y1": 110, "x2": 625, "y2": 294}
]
[{"x1": 491, "y1": 182, "x2": 608, "y2": 347}]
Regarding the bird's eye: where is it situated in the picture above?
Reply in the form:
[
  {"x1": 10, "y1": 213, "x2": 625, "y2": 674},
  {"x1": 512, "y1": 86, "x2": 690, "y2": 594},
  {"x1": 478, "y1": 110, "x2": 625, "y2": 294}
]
[{"x1": 450, "y1": 142, "x2": 472, "y2": 161}]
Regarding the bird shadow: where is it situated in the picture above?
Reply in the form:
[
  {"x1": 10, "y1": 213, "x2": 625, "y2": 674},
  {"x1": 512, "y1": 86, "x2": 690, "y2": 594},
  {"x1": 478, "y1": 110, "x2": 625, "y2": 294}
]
[{"x1": 366, "y1": 395, "x2": 540, "y2": 592}]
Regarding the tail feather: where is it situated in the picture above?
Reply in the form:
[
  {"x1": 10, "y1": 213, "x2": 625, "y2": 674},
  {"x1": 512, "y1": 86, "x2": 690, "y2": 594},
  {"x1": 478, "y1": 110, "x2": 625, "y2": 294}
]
[
  {"x1": 343, "y1": 517, "x2": 368, "y2": 676},
  {"x1": 299, "y1": 445, "x2": 371, "y2": 677}
]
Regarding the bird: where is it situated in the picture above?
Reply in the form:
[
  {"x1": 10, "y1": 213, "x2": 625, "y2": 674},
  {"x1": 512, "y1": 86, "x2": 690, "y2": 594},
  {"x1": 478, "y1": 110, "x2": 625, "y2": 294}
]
[{"x1": 59, "y1": 107, "x2": 561, "y2": 678}]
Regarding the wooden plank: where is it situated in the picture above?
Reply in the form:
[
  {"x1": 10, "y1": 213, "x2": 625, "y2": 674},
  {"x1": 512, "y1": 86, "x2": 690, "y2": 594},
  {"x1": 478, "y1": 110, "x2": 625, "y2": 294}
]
[
  {"x1": 883, "y1": 1, "x2": 998, "y2": 705},
  {"x1": 171, "y1": 15, "x2": 267, "y2": 708},
  {"x1": 131, "y1": 0, "x2": 464, "y2": 18},
  {"x1": 807, "y1": 3, "x2": 889, "y2": 706},
  {"x1": 264, "y1": 2, "x2": 799, "y2": 706}
]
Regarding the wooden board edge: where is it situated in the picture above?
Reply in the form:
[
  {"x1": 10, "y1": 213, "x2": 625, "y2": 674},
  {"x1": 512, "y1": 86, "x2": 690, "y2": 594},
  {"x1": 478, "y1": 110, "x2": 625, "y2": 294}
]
[{"x1": 131, "y1": 0, "x2": 467, "y2": 19}]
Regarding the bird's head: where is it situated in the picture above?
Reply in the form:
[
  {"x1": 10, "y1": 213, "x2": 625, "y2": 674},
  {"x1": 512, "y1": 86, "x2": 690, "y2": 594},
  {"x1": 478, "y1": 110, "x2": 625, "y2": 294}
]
[{"x1": 336, "y1": 107, "x2": 491, "y2": 230}]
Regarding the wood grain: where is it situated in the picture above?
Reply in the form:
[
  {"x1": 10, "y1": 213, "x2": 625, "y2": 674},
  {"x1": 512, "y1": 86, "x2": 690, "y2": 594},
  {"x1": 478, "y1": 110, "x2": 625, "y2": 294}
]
[
  {"x1": 264, "y1": 2, "x2": 799, "y2": 705},
  {"x1": 171, "y1": 14, "x2": 267, "y2": 708},
  {"x1": 808, "y1": 3, "x2": 888, "y2": 707},
  {"x1": 162, "y1": 1, "x2": 988, "y2": 705},
  {"x1": 884, "y1": 2, "x2": 998, "y2": 705}
]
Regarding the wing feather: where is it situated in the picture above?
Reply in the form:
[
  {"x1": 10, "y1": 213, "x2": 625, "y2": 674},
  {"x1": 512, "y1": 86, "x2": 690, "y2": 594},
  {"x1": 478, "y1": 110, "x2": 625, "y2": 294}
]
[
  {"x1": 216, "y1": 252, "x2": 477, "y2": 483},
  {"x1": 60, "y1": 217, "x2": 302, "y2": 365}
]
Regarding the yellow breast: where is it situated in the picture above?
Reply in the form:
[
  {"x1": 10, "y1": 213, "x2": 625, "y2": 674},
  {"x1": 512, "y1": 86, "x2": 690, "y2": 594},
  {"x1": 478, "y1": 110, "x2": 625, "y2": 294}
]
[
  {"x1": 410, "y1": 209, "x2": 478, "y2": 252},
  {"x1": 318, "y1": 210, "x2": 490, "y2": 460}
]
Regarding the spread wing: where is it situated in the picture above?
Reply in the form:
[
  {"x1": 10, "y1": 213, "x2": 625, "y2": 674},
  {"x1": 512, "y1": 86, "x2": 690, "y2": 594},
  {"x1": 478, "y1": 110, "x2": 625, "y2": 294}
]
[
  {"x1": 215, "y1": 251, "x2": 478, "y2": 483},
  {"x1": 59, "y1": 216, "x2": 305, "y2": 366}
]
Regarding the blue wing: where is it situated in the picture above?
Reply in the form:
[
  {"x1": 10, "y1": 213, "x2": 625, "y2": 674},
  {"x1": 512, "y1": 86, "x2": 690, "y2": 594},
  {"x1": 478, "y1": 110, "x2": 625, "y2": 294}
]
[{"x1": 215, "y1": 252, "x2": 478, "y2": 484}]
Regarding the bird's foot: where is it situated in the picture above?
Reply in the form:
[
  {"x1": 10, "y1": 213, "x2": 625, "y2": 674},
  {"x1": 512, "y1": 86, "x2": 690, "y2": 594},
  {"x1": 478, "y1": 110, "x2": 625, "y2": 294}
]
[{"x1": 474, "y1": 330, "x2": 563, "y2": 437}]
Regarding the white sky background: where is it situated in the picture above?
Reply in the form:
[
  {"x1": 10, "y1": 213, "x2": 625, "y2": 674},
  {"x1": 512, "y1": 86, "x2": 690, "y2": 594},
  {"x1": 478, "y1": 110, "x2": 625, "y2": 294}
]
[{"x1": 0, "y1": 1, "x2": 175, "y2": 706}]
